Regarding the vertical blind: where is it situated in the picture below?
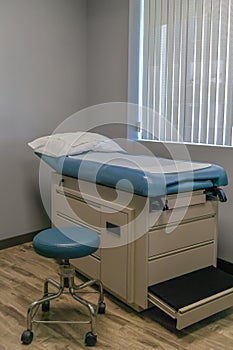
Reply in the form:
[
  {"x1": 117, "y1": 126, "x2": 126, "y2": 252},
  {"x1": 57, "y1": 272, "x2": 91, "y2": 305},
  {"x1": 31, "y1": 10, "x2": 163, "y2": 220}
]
[{"x1": 139, "y1": 0, "x2": 233, "y2": 146}]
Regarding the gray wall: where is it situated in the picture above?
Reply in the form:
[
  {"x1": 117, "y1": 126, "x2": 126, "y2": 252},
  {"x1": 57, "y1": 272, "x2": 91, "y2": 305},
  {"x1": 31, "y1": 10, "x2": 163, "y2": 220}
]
[
  {"x1": 186, "y1": 146, "x2": 233, "y2": 263},
  {"x1": 1, "y1": 0, "x2": 232, "y2": 264},
  {"x1": 86, "y1": 0, "x2": 233, "y2": 264},
  {"x1": 142, "y1": 141, "x2": 233, "y2": 263},
  {"x1": 87, "y1": 0, "x2": 129, "y2": 106},
  {"x1": 0, "y1": 0, "x2": 87, "y2": 240}
]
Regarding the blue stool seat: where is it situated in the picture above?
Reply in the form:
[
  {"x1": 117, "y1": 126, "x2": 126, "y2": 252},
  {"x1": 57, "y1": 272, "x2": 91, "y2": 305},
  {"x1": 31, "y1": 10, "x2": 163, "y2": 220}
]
[{"x1": 33, "y1": 226, "x2": 100, "y2": 260}]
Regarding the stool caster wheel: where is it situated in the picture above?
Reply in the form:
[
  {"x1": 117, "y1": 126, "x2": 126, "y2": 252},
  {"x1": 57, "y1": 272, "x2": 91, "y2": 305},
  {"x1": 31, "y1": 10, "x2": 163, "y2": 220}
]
[
  {"x1": 98, "y1": 301, "x2": 106, "y2": 314},
  {"x1": 85, "y1": 331, "x2": 97, "y2": 346},
  {"x1": 42, "y1": 300, "x2": 50, "y2": 312},
  {"x1": 21, "y1": 329, "x2": 33, "y2": 345}
]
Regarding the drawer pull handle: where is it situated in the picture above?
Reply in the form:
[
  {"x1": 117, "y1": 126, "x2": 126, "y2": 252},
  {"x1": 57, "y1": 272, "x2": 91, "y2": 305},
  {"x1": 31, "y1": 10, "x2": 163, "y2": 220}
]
[{"x1": 106, "y1": 222, "x2": 121, "y2": 236}]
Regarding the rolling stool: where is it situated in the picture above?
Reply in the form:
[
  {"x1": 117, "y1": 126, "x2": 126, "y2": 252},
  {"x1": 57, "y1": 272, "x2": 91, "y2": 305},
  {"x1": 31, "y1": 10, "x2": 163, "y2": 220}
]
[{"x1": 21, "y1": 226, "x2": 106, "y2": 347}]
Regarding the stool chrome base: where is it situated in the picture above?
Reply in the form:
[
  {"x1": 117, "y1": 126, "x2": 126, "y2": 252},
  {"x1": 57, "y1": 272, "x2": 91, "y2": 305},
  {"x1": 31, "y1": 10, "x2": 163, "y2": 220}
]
[{"x1": 21, "y1": 261, "x2": 105, "y2": 347}]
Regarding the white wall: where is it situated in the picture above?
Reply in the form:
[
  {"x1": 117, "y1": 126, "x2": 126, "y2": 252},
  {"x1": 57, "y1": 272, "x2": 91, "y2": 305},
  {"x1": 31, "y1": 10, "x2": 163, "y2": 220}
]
[{"x1": 0, "y1": 0, "x2": 87, "y2": 240}]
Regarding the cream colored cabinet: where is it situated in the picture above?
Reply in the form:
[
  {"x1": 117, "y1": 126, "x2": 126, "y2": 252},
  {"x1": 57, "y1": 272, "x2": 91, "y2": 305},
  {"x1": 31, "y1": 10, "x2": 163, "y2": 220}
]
[{"x1": 51, "y1": 172, "x2": 233, "y2": 329}]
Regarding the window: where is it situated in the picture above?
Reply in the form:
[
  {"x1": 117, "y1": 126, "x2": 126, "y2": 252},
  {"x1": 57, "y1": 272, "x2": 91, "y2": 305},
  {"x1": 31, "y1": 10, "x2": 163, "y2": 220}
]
[{"x1": 138, "y1": 0, "x2": 233, "y2": 146}]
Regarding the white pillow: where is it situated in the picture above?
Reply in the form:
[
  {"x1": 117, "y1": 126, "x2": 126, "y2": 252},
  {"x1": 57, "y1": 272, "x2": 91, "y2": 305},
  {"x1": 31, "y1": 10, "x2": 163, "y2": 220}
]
[{"x1": 28, "y1": 132, "x2": 124, "y2": 157}]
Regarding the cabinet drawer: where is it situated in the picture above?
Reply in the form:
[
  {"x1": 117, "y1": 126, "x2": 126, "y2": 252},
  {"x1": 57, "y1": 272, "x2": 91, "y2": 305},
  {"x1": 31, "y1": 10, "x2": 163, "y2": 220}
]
[
  {"x1": 149, "y1": 201, "x2": 217, "y2": 228},
  {"x1": 72, "y1": 255, "x2": 100, "y2": 280},
  {"x1": 148, "y1": 243, "x2": 215, "y2": 285},
  {"x1": 166, "y1": 191, "x2": 206, "y2": 209},
  {"x1": 148, "y1": 217, "x2": 216, "y2": 257},
  {"x1": 54, "y1": 187, "x2": 101, "y2": 229},
  {"x1": 53, "y1": 212, "x2": 101, "y2": 259},
  {"x1": 51, "y1": 211, "x2": 101, "y2": 279}
]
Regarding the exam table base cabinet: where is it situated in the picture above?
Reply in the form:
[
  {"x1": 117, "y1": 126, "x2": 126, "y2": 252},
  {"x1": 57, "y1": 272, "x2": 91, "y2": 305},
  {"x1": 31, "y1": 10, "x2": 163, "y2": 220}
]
[{"x1": 51, "y1": 173, "x2": 233, "y2": 329}]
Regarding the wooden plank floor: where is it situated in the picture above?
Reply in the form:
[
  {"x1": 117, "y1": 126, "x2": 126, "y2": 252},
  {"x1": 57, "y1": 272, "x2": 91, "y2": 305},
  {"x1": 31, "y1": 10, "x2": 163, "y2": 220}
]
[{"x1": 1, "y1": 243, "x2": 233, "y2": 350}]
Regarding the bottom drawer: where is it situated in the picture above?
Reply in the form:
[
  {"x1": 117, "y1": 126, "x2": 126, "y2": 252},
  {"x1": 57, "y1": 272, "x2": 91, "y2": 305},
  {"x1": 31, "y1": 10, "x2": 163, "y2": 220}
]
[
  {"x1": 72, "y1": 255, "x2": 100, "y2": 280},
  {"x1": 148, "y1": 243, "x2": 215, "y2": 285},
  {"x1": 148, "y1": 267, "x2": 233, "y2": 329}
]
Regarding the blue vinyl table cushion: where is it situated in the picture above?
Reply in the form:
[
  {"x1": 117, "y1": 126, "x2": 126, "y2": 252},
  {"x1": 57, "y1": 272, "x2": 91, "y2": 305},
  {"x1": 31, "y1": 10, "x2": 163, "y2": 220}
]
[
  {"x1": 37, "y1": 152, "x2": 228, "y2": 197},
  {"x1": 33, "y1": 227, "x2": 100, "y2": 259}
]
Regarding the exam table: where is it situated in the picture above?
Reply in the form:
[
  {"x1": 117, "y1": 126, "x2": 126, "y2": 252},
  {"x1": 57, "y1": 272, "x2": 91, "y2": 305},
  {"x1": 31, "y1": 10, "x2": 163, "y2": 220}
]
[{"x1": 29, "y1": 133, "x2": 233, "y2": 329}]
